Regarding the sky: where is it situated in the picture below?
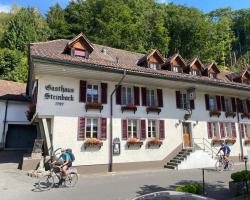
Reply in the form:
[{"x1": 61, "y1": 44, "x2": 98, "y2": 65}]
[{"x1": 0, "y1": 0, "x2": 250, "y2": 14}]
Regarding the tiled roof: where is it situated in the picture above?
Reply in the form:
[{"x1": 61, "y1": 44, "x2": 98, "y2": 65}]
[
  {"x1": 0, "y1": 80, "x2": 28, "y2": 101},
  {"x1": 30, "y1": 38, "x2": 250, "y2": 91}
]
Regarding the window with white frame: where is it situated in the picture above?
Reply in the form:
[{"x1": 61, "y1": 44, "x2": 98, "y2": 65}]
[
  {"x1": 121, "y1": 86, "x2": 133, "y2": 105},
  {"x1": 87, "y1": 84, "x2": 99, "y2": 103},
  {"x1": 209, "y1": 73, "x2": 216, "y2": 79},
  {"x1": 209, "y1": 96, "x2": 217, "y2": 111},
  {"x1": 211, "y1": 122, "x2": 219, "y2": 137},
  {"x1": 146, "y1": 89, "x2": 156, "y2": 106},
  {"x1": 86, "y1": 118, "x2": 99, "y2": 138},
  {"x1": 225, "y1": 97, "x2": 232, "y2": 112},
  {"x1": 224, "y1": 122, "x2": 232, "y2": 137},
  {"x1": 173, "y1": 66, "x2": 179, "y2": 73},
  {"x1": 148, "y1": 120, "x2": 157, "y2": 138},
  {"x1": 149, "y1": 63, "x2": 157, "y2": 70},
  {"x1": 191, "y1": 69, "x2": 199, "y2": 76},
  {"x1": 128, "y1": 119, "x2": 138, "y2": 138},
  {"x1": 180, "y1": 92, "x2": 188, "y2": 109}
]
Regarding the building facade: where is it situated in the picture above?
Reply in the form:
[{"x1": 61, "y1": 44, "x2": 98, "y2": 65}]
[{"x1": 27, "y1": 33, "x2": 250, "y2": 173}]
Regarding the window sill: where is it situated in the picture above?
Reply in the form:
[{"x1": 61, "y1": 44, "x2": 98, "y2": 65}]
[
  {"x1": 225, "y1": 137, "x2": 236, "y2": 145},
  {"x1": 84, "y1": 138, "x2": 103, "y2": 149},
  {"x1": 146, "y1": 106, "x2": 161, "y2": 114},
  {"x1": 85, "y1": 102, "x2": 103, "y2": 112},
  {"x1": 211, "y1": 137, "x2": 224, "y2": 145},
  {"x1": 244, "y1": 138, "x2": 250, "y2": 145},
  {"x1": 121, "y1": 104, "x2": 137, "y2": 113},
  {"x1": 225, "y1": 111, "x2": 236, "y2": 118},
  {"x1": 209, "y1": 110, "x2": 221, "y2": 118},
  {"x1": 241, "y1": 113, "x2": 250, "y2": 119}
]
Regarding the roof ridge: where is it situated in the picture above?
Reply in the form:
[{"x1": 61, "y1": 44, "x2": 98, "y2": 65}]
[{"x1": 30, "y1": 39, "x2": 68, "y2": 45}]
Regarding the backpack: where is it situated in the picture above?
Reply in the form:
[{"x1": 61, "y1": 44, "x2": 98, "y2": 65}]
[{"x1": 66, "y1": 148, "x2": 75, "y2": 162}]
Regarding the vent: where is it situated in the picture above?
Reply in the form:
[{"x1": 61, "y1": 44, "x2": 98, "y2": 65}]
[{"x1": 101, "y1": 48, "x2": 107, "y2": 55}]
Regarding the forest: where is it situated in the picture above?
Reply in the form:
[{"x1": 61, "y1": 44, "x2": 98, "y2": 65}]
[{"x1": 0, "y1": 0, "x2": 250, "y2": 83}]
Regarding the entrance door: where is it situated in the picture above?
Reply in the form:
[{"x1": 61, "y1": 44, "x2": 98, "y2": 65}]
[{"x1": 182, "y1": 122, "x2": 192, "y2": 148}]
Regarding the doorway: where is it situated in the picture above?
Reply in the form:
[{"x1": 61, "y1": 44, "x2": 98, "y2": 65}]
[{"x1": 182, "y1": 122, "x2": 192, "y2": 148}]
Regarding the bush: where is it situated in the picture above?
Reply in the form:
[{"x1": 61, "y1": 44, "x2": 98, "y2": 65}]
[
  {"x1": 176, "y1": 183, "x2": 203, "y2": 194},
  {"x1": 231, "y1": 170, "x2": 250, "y2": 182}
]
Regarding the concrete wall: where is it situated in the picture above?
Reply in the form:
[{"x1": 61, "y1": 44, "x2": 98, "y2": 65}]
[{"x1": 35, "y1": 75, "x2": 250, "y2": 166}]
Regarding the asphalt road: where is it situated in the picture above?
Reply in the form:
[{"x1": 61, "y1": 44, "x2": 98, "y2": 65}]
[{"x1": 0, "y1": 163, "x2": 248, "y2": 200}]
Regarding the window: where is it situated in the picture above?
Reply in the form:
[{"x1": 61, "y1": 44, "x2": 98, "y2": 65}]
[
  {"x1": 224, "y1": 122, "x2": 232, "y2": 137},
  {"x1": 122, "y1": 86, "x2": 133, "y2": 105},
  {"x1": 209, "y1": 96, "x2": 217, "y2": 111},
  {"x1": 149, "y1": 63, "x2": 157, "y2": 70},
  {"x1": 75, "y1": 49, "x2": 86, "y2": 57},
  {"x1": 173, "y1": 66, "x2": 179, "y2": 73},
  {"x1": 211, "y1": 122, "x2": 219, "y2": 137},
  {"x1": 87, "y1": 84, "x2": 99, "y2": 103},
  {"x1": 244, "y1": 124, "x2": 250, "y2": 138},
  {"x1": 147, "y1": 89, "x2": 156, "y2": 106},
  {"x1": 86, "y1": 118, "x2": 99, "y2": 138},
  {"x1": 191, "y1": 69, "x2": 199, "y2": 76},
  {"x1": 148, "y1": 120, "x2": 157, "y2": 138},
  {"x1": 128, "y1": 119, "x2": 138, "y2": 138},
  {"x1": 225, "y1": 97, "x2": 232, "y2": 112},
  {"x1": 180, "y1": 92, "x2": 188, "y2": 109},
  {"x1": 209, "y1": 73, "x2": 216, "y2": 79},
  {"x1": 243, "y1": 79, "x2": 250, "y2": 85}
]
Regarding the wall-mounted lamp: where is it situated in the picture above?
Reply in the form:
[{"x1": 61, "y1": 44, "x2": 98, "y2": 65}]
[
  {"x1": 175, "y1": 120, "x2": 182, "y2": 128},
  {"x1": 193, "y1": 121, "x2": 199, "y2": 127}
]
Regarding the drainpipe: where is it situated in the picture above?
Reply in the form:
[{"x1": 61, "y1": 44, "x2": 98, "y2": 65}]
[
  {"x1": 1, "y1": 100, "x2": 9, "y2": 150},
  {"x1": 236, "y1": 100, "x2": 244, "y2": 161},
  {"x1": 109, "y1": 71, "x2": 126, "y2": 172}
]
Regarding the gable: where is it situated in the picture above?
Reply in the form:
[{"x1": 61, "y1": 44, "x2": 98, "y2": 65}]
[
  {"x1": 191, "y1": 60, "x2": 203, "y2": 71},
  {"x1": 173, "y1": 56, "x2": 185, "y2": 67},
  {"x1": 148, "y1": 52, "x2": 164, "y2": 64}
]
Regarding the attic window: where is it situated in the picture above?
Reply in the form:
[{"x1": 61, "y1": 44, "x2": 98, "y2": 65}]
[
  {"x1": 74, "y1": 49, "x2": 87, "y2": 57},
  {"x1": 209, "y1": 73, "x2": 217, "y2": 79},
  {"x1": 149, "y1": 63, "x2": 157, "y2": 70}
]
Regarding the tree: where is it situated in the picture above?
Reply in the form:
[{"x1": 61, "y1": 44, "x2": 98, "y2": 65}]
[
  {"x1": 1, "y1": 7, "x2": 50, "y2": 53},
  {"x1": 46, "y1": 3, "x2": 70, "y2": 39},
  {"x1": 0, "y1": 48, "x2": 28, "y2": 82}
]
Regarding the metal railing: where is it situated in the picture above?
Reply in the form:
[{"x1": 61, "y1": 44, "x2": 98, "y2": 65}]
[{"x1": 192, "y1": 137, "x2": 219, "y2": 158}]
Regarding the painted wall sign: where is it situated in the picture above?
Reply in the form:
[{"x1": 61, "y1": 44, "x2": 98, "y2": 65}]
[{"x1": 44, "y1": 84, "x2": 75, "y2": 103}]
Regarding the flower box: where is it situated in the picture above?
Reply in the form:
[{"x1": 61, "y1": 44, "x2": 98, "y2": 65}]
[
  {"x1": 146, "y1": 107, "x2": 161, "y2": 114},
  {"x1": 244, "y1": 138, "x2": 250, "y2": 145},
  {"x1": 84, "y1": 138, "x2": 103, "y2": 149},
  {"x1": 211, "y1": 137, "x2": 224, "y2": 145},
  {"x1": 26, "y1": 104, "x2": 36, "y2": 121},
  {"x1": 127, "y1": 137, "x2": 143, "y2": 148},
  {"x1": 85, "y1": 102, "x2": 103, "y2": 112},
  {"x1": 241, "y1": 112, "x2": 250, "y2": 119},
  {"x1": 148, "y1": 137, "x2": 162, "y2": 147},
  {"x1": 121, "y1": 104, "x2": 137, "y2": 113},
  {"x1": 225, "y1": 111, "x2": 236, "y2": 118},
  {"x1": 209, "y1": 110, "x2": 221, "y2": 118},
  {"x1": 225, "y1": 137, "x2": 236, "y2": 144}
]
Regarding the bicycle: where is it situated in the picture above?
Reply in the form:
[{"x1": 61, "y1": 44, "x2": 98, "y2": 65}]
[
  {"x1": 215, "y1": 154, "x2": 234, "y2": 172},
  {"x1": 38, "y1": 163, "x2": 78, "y2": 191}
]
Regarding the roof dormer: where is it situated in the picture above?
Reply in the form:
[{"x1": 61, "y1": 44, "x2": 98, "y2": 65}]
[
  {"x1": 203, "y1": 63, "x2": 220, "y2": 79},
  {"x1": 64, "y1": 32, "x2": 94, "y2": 58},
  {"x1": 184, "y1": 57, "x2": 204, "y2": 76},
  {"x1": 137, "y1": 49, "x2": 165, "y2": 70},
  {"x1": 227, "y1": 70, "x2": 250, "y2": 85},
  {"x1": 162, "y1": 53, "x2": 186, "y2": 73}
]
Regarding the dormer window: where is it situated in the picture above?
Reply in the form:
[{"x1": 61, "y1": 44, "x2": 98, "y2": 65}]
[
  {"x1": 191, "y1": 69, "x2": 198, "y2": 76},
  {"x1": 209, "y1": 73, "x2": 217, "y2": 79},
  {"x1": 74, "y1": 49, "x2": 87, "y2": 58},
  {"x1": 243, "y1": 79, "x2": 250, "y2": 85},
  {"x1": 149, "y1": 63, "x2": 157, "y2": 70},
  {"x1": 173, "y1": 66, "x2": 179, "y2": 73},
  {"x1": 137, "y1": 50, "x2": 164, "y2": 69}
]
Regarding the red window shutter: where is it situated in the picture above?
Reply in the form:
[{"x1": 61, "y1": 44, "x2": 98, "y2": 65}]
[
  {"x1": 141, "y1": 87, "x2": 147, "y2": 106},
  {"x1": 239, "y1": 124, "x2": 245, "y2": 138},
  {"x1": 221, "y1": 96, "x2": 225, "y2": 111},
  {"x1": 247, "y1": 99, "x2": 250, "y2": 113},
  {"x1": 101, "y1": 83, "x2": 108, "y2": 104},
  {"x1": 205, "y1": 94, "x2": 210, "y2": 110},
  {"x1": 176, "y1": 91, "x2": 181, "y2": 109},
  {"x1": 231, "y1": 123, "x2": 236, "y2": 138},
  {"x1": 79, "y1": 80, "x2": 87, "y2": 102},
  {"x1": 122, "y1": 119, "x2": 128, "y2": 140},
  {"x1": 78, "y1": 117, "x2": 85, "y2": 140},
  {"x1": 116, "y1": 85, "x2": 122, "y2": 105},
  {"x1": 216, "y1": 95, "x2": 221, "y2": 111},
  {"x1": 134, "y1": 86, "x2": 140, "y2": 106},
  {"x1": 159, "y1": 120, "x2": 165, "y2": 140},
  {"x1": 231, "y1": 97, "x2": 236, "y2": 112},
  {"x1": 100, "y1": 118, "x2": 107, "y2": 140},
  {"x1": 190, "y1": 100, "x2": 195, "y2": 110},
  {"x1": 140, "y1": 120, "x2": 146, "y2": 140},
  {"x1": 157, "y1": 89, "x2": 163, "y2": 107},
  {"x1": 207, "y1": 122, "x2": 212, "y2": 139},
  {"x1": 219, "y1": 122, "x2": 225, "y2": 138}
]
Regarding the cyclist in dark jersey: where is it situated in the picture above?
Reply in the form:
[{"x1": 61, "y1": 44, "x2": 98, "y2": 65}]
[{"x1": 217, "y1": 142, "x2": 231, "y2": 168}]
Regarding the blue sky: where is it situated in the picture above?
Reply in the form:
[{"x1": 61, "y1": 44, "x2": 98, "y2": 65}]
[{"x1": 0, "y1": 0, "x2": 250, "y2": 14}]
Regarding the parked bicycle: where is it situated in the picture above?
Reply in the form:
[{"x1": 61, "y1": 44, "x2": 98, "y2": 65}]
[
  {"x1": 38, "y1": 161, "x2": 78, "y2": 191},
  {"x1": 215, "y1": 154, "x2": 234, "y2": 172}
]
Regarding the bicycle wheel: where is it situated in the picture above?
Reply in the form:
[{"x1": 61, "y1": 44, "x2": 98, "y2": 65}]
[
  {"x1": 38, "y1": 174, "x2": 54, "y2": 191},
  {"x1": 227, "y1": 160, "x2": 234, "y2": 171},
  {"x1": 65, "y1": 172, "x2": 78, "y2": 187},
  {"x1": 215, "y1": 161, "x2": 224, "y2": 172}
]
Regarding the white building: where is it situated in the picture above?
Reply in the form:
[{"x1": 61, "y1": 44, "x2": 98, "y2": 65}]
[{"x1": 26, "y1": 33, "x2": 250, "y2": 173}]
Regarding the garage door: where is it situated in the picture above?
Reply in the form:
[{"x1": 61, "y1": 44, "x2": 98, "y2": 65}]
[{"x1": 5, "y1": 124, "x2": 37, "y2": 150}]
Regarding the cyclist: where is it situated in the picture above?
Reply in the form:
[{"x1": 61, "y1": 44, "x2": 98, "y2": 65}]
[{"x1": 217, "y1": 142, "x2": 231, "y2": 168}]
